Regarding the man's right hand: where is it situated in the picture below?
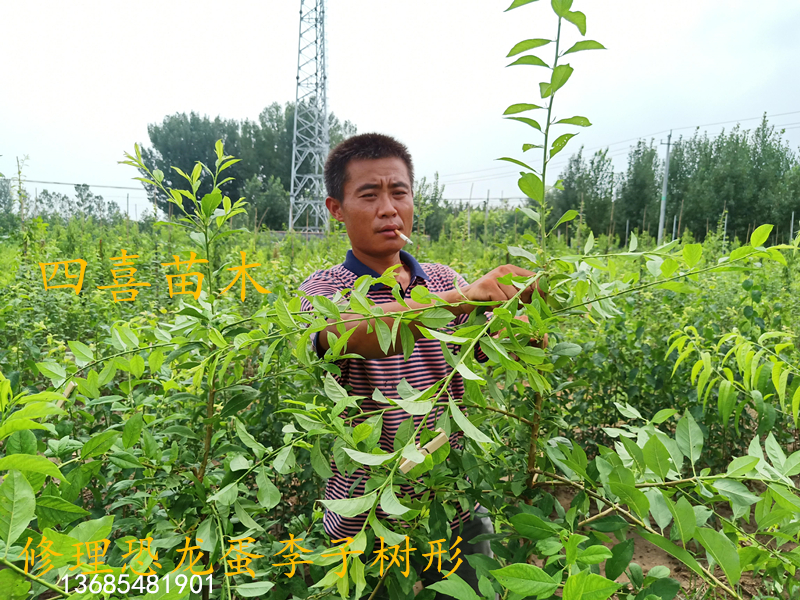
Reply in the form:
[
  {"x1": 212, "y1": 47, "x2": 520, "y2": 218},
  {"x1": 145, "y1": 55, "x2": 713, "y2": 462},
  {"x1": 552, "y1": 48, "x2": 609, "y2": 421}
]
[{"x1": 446, "y1": 265, "x2": 541, "y2": 314}]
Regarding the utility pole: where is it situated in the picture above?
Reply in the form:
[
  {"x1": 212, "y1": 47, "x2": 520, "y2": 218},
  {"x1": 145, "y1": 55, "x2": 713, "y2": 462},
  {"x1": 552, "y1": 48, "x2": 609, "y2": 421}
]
[
  {"x1": 288, "y1": 0, "x2": 329, "y2": 232},
  {"x1": 467, "y1": 183, "x2": 473, "y2": 241},
  {"x1": 723, "y1": 212, "x2": 728, "y2": 246},
  {"x1": 484, "y1": 190, "x2": 489, "y2": 248},
  {"x1": 657, "y1": 131, "x2": 672, "y2": 245},
  {"x1": 790, "y1": 210, "x2": 795, "y2": 242},
  {"x1": 672, "y1": 214, "x2": 677, "y2": 241},
  {"x1": 607, "y1": 174, "x2": 616, "y2": 251},
  {"x1": 126, "y1": 194, "x2": 130, "y2": 242}
]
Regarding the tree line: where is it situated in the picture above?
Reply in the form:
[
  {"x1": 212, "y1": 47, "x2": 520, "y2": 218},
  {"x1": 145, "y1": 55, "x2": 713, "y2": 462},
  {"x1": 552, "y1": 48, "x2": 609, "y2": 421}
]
[
  {"x1": 4, "y1": 113, "x2": 798, "y2": 246},
  {"x1": 549, "y1": 116, "x2": 800, "y2": 244}
]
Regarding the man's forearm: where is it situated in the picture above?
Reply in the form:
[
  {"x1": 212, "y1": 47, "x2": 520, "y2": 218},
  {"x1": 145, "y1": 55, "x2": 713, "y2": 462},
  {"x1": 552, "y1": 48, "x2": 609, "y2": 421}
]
[{"x1": 317, "y1": 288, "x2": 470, "y2": 359}]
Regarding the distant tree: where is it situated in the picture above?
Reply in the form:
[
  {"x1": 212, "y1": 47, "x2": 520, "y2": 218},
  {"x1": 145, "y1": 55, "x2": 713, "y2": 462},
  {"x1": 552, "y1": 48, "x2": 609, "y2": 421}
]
[
  {"x1": 414, "y1": 173, "x2": 448, "y2": 240},
  {"x1": 140, "y1": 102, "x2": 356, "y2": 226},
  {"x1": 0, "y1": 179, "x2": 16, "y2": 234},
  {"x1": 244, "y1": 174, "x2": 290, "y2": 231},
  {"x1": 616, "y1": 140, "x2": 662, "y2": 237},
  {"x1": 551, "y1": 147, "x2": 614, "y2": 236}
]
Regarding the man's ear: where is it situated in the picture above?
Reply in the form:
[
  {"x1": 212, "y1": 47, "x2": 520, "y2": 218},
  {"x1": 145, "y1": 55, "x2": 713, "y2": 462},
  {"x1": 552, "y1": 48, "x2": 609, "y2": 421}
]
[{"x1": 326, "y1": 196, "x2": 345, "y2": 222}]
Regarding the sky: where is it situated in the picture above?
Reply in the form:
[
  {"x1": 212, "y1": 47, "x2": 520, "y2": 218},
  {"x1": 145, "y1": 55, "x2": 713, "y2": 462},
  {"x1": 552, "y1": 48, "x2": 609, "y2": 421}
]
[{"x1": 2, "y1": 0, "x2": 800, "y2": 218}]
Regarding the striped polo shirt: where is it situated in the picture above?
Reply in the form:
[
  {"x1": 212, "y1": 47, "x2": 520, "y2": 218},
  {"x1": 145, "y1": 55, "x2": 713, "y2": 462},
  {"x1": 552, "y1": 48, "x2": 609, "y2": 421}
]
[{"x1": 299, "y1": 250, "x2": 485, "y2": 540}]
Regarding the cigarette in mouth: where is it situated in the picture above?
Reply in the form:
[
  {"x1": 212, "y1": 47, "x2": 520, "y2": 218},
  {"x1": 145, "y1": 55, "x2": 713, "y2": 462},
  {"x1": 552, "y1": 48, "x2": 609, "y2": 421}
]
[{"x1": 396, "y1": 231, "x2": 413, "y2": 244}]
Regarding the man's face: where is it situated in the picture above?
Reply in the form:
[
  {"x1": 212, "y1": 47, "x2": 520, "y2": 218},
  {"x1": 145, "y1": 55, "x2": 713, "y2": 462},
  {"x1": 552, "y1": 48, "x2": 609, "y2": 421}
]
[{"x1": 327, "y1": 157, "x2": 414, "y2": 257}]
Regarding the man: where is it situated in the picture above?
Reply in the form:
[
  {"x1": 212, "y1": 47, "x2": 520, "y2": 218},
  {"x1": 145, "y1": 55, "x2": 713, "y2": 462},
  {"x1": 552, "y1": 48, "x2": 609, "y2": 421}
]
[{"x1": 299, "y1": 133, "x2": 538, "y2": 598}]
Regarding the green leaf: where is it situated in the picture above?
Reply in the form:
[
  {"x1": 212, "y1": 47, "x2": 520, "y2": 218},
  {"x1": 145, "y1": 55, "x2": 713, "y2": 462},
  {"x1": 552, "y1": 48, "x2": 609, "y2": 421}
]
[
  {"x1": 129, "y1": 354, "x2": 145, "y2": 378},
  {"x1": 122, "y1": 412, "x2": 144, "y2": 449},
  {"x1": 519, "y1": 172, "x2": 544, "y2": 202},
  {"x1": 68, "y1": 340, "x2": 94, "y2": 366},
  {"x1": 200, "y1": 189, "x2": 223, "y2": 217},
  {"x1": 0, "y1": 569, "x2": 31, "y2": 600},
  {"x1": 234, "y1": 418, "x2": 266, "y2": 460},
  {"x1": 714, "y1": 479, "x2": 761, "y2": 518},
  {"x1": 717, "y1": 379, "x2": 736, "y2": 426},
  {"x1": 369, "y1": 512, "x2": 407, "y2": 546},
  {"x1": 565, "y1": 10, "x2": 587, "y2": 35},
  {"x1": 651, "y1": 409, "x2": 678, "y2": 424},
  {"x1": 35, "y1": 495, "x2": 90, "y2": 529},
  {"x1": 694, "y1": 527, "x2": 741, "y2": 585},
  {"x1": 584, "y1": 230, "x2": 595, "y2": 254},
  {"x1": 643, "y1": 435, "x2": 672, "y2": 480},
  {"x1": 505, "y1": 0, "x2": 539, "y2": 10},
  {"x1": 380, "y1": 484, "x2": 410, "y2": 516},
  {"x1": 683, "y1": 243, "x2": 703, "y2": 268},
  {"x1": 0, "y1": 470, "x2": 35, "y2": 547},
  {"x1": 556, "y1": 116, "x2": 592, "y2": 127},
  {"x1": 0, "y1": 455, "x2": 64, "y2": 480},
  {"x1": 6, "y1": 430, "x2": 37, "y2": 455},
  {"x1": 768, "y1": 483, "x2": 800, "y2": 512},
  {"x1": 609, "y1": 467, "x2": 650, "y2": 519},
  {"x1": 629, "y1": 232, "x2": 638, "y2": 252},
  {"x1": 374, "y1": 318, "x2": 392, "y2": 355},
  {"x1": 511, "y1": 513, "x2": 558, "y2": 540},
  {"x1": 36, "y1": 361, "x2": 66, "y2": 383},
  {"x1": 69, "y1": 515, "x2": 113, "y2": 543},
  {"x1": 553, "y1": 210, "x2": 579, "y2": 230},
  {"x1": 563, "y1": 40, "x2": 606, "y2": 55},
  {"x1": 149, "y1": 349, "x2": 164, "y2": 374},
  {"x1": 578, "y1": 545, "x2": 613, "y2": 565},
  {"x1": 81, "y1": 430, "x2": 119, "y2": 459},
  {"x1": 235, "y1": 582, "x2": 275, "y2": 598},
  {"x1": 428, "y1": 574, "x2": 482, "y2": 600},
  {"x1": 507, "y1": 116, "x2": 542, "y2": 131},
  {"x1": 256, "y1": 466, "x2": 281, "y2": 510},
  {"x1": 343, "y1": 448, "x2": 397, "y2": 466},
  {"x1": 666, "y1": 496, "x2": 696, "y2": 544},
  {"x1": 508, "y1": 55, "x2": 549, "y2": 68},
  {"x1": 550, "y1": 133, "x2": 577, "y2": 158},
  {"x1": 750, "y1": 223, "x2": 773, "y2": 247},
  {"x1": 449, "y1": 395, "x2": 491, "y2": 444},
  {"x1": 562, "y1": 570, "x2": 619, "y2": 600},
  {"x1": 551, "y1": 0, "x2": 573, "y2": 17},
  {"x1": 489, "y1": 563, "x2": 558, "y2": 597},
  {"x1": 108, "y1": 451, "x2": 142, "y2": 470},
  {"x1": 638, "y1": 530, "x2": 703, "y2": 576},
  {"x1": 550, "y1": 64, "x2": 574, "y2": 95},
  {"x1": 456, "y1": 361, "x2": 485, "y2": 383},
  {"x1": 552, "y1": 342, "x2": 582, "y2": 357},
  {"x1": 504, "y1": 103, "x2": 544, "y2": 115},
  {"x1": 320, "y1": 492, "x2": 377, "y2": 518},
  {"x1": 273, "y1": 445, "x2": 296, "y2": 474},
  {"x1": 675, "y1": 411, "x2": 703, "y2": 466},
  {"x1": 498, "y1": 156, "x2": 537, "y2": 171},
  {"x1": 726, "y1": 455, "x2": 759, "y2": 477},
  {"x1": 765, "y1": 432, "x2": 786, "y2": 470},
  {"x1": 605, "y1": 539, "x2": 634, "y2": 581},
  {"x1": 0, "y1": 419, "x2": 50, "y2": 442}
]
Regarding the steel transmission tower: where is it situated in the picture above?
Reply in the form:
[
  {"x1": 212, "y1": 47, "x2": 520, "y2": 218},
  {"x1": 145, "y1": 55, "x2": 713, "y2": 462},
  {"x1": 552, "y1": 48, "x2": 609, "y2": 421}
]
[{"x1": 288, "y1": 0, "x2": 329, "y2": 232}]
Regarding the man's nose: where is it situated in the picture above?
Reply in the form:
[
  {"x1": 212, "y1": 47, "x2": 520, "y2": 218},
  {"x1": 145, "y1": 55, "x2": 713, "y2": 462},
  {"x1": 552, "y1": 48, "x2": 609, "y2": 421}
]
[{"x1": 376, "y1": 191, "x2": 397, "y2": 217}]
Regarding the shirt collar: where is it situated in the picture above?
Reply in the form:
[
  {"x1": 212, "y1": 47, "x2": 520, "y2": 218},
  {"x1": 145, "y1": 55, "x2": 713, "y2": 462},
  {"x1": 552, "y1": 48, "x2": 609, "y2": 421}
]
[{"x1": 342, "y1": 249, "x2": 430, "y2": 284}]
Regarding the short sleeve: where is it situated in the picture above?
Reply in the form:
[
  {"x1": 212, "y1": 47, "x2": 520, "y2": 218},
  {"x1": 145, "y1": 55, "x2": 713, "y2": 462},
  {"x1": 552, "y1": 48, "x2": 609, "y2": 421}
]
[{"x1": 299, "y1": 271, "x2": 344, "y2": 359}]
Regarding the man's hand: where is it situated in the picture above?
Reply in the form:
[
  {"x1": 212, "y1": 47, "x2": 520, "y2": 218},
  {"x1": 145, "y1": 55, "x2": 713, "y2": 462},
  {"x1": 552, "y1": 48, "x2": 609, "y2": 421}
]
[{"x1": 451, "y1": 265, "x2": 541, "y2": 314}]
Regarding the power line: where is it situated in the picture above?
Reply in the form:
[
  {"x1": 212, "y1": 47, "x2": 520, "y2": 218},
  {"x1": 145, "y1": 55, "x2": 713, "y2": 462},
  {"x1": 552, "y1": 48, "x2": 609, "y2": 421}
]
[
  {"x1": 435, "y1": 108, "x2": 800, "y2": 187},
  {"x1": 0, "y1": 177, "x2": 147, "y2": 193}
]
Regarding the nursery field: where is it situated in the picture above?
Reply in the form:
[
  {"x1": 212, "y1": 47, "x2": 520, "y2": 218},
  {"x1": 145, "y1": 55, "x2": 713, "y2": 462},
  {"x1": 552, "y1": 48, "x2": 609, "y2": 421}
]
[
  {"x1": 1, "y1": 167, "x2": 800, "y2": 600},
  {"x1": 2, "y1": 1, "x2": 800, "y2": 600}
]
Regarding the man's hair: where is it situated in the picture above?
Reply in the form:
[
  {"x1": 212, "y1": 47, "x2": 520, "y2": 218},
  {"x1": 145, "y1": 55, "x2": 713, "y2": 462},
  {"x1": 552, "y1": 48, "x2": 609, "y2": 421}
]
[{"x1": 324, "y1": 133, "x2": 414, "y2": 201}]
